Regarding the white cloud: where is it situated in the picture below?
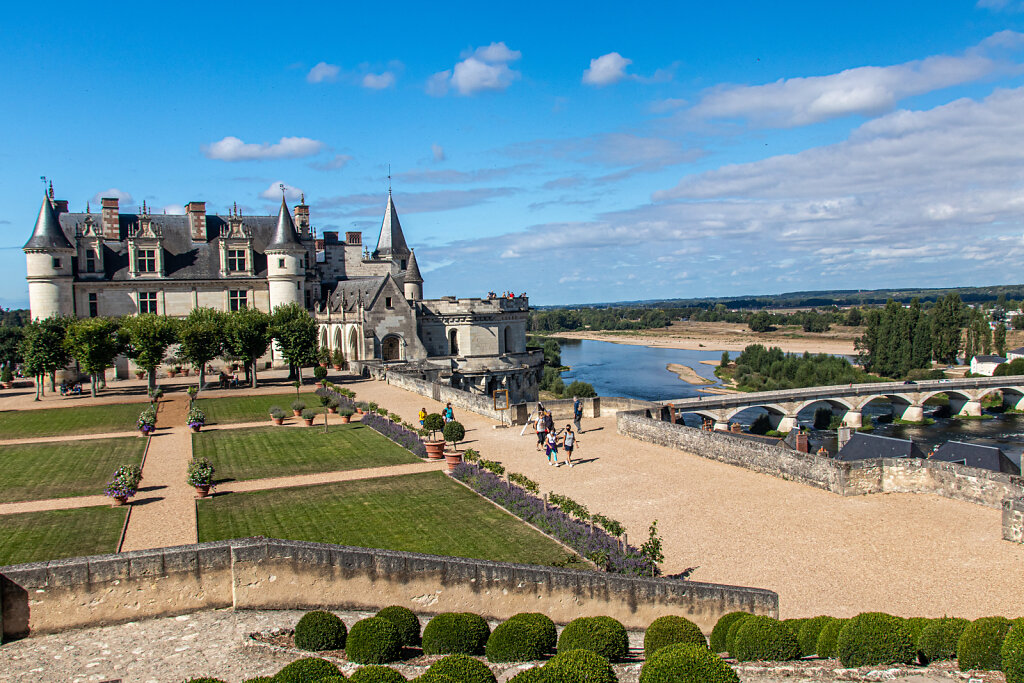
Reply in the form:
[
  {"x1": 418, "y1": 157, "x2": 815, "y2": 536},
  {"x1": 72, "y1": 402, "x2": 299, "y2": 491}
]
[
  {"x1": 432, "y1": 144, "x2": 446, "y2": 162},
  {"x1": 160, "y1": 204, "x2": 186, "y2": 215},
  {"x1": 307, "y1": 62, "x2": 340, "y2": 83},
  {"x1": 203, "y1": 136, "x2": 324, "y2": 161},
  {"x1": 582, "y1": 52, "x2": 632, "y2": 86},
  {"x1": 92, "y1": 188, "x2": 133, "y2": 205},
  {"x1": 309, "y1": 154, "x2": 353, "y2": 171},
  {"x1": 258, "y1": 182, "x2": 304, "y2": 201},
  {"x1": 690, "y1": 31, "x2": 1024, "y2": 127},
  {"x1": 977, "y1": 0, "x2": 1024, "y2": 10},
  {"x1": 429, "y1": 42, "x2": 521, "y2": 96},
  {"x1": 362, "y1": 72, "x2": 396, "y2": 89}
]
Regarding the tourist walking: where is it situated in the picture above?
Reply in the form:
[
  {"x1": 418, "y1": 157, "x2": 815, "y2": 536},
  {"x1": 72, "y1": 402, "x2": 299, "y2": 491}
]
[
  {"x1": 572, "y1": 396, "x2": 583, "y2": 432},
  {"x1": 562, "y1": 424, "x2": 577, "y2": 467},
  {"x1": 544, "y1": 409, "x2": 555, "y2": 434},
  {"x1": 545, "y1": 428, "x2": 560, "y2": 466},
  {"x1": 418, "y1": 407, "x2": 427, "y2": 428},
  {"x1": 534, "y1": 411, "x2": 548, "y2": 451},
  {"x1": 443, "y1": 403, "x2": 455, "y2": 423}
]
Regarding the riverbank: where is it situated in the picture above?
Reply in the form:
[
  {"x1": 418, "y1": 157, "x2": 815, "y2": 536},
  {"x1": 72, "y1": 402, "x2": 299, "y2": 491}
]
[{"x1": 666, "y1": 362, "x2": 714, "y2": 385}]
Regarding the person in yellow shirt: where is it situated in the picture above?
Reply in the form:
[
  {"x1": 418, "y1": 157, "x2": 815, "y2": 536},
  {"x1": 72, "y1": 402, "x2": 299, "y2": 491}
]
[{"x1": 418, "y1": 408, "x2": 427, "y2": 428}]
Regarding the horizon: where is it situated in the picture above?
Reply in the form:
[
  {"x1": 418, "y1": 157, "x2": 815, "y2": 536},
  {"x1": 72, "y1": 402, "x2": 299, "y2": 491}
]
[{"x1": 3, "y1": 2, "x2": 1024, "y2": 308}]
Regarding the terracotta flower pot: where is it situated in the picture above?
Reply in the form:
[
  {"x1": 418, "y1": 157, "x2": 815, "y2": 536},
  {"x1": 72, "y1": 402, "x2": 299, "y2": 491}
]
[
  {"x1": 292, "y1": 409, "x2": 302, "y2": 417},
  {"x1": 183, "y1": 368, "x2": 190, "y2": 376},
  {"x1": 328, "y1": 406, "x2": 338, "y2": 414},
  {"x1": 195, "y1": 485, "x2": 210, "y2": 498},
  {"x1": 135, "y1": 372, "x2": 145, "y2": 380},
  {"x1": 272, "y1": 417, "x2": 284, "y2": 425},
  {"x1": 333, "y1": 364, "x2": 342, "y2": 370},
  {"x1": 303, "y1": 418, "x2": 314, "y2": 426},
  {"x1": 168, "y1": 371, "x2": 177, "y2": 378},
  {"x1": 190, "y1": 425, "x2": 202, "y2": 433},
  {"x1": 444, "y1": 451, "x2": 463, "y2": 472},
  {"x1": 340, "y1": 416, "x2": 351, "y2": 424},
  {"x1": 425, "y1": 440, "x2": 445, "y2": 459},
  {"x1": 111, "y1": 495, "x2": 129, "y2": 507}
]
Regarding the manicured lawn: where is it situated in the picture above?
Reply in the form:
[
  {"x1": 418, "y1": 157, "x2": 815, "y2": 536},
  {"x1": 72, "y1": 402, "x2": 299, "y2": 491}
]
[
  {"x1": 194, "y1": 391, "x2": 325, "y2": 425},
  {"x1": 192, "y1": 423, "x2": 419, "y2": 483},
  {"x1": 0, "y1": 402, "x2": 150, "y2": 438},
  {"x1": 0, "y1": 437, "x2": 146, "y2": 503},
  {"x1": 0, "y1": 506, "x2": 128, "y2": 566},
  {"x1": 197, "y1": 471, "x2": 586, "y2": 569}
]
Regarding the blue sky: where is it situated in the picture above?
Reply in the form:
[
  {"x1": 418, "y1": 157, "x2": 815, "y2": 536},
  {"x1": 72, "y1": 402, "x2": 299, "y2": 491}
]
[{"x1": 3, "y1": 1, "x2": 1024, "y2": 307}]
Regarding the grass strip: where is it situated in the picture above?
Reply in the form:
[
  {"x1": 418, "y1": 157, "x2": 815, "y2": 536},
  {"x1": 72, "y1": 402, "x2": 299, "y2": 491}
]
[{"x1": 0, "y1": 506, "x2": 128, "y2": 566}]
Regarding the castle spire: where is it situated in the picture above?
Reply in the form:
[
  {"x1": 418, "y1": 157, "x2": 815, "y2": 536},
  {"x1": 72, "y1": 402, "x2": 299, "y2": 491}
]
[
  {"x1": 24, "y1": 192, "x2": 73, "y2": 250},
  {"x1": 373, "y1": 192, "x2": 410, "y2": 259},
  {"x1": 267, "y1": 195, "x2": 302, "y2": 250},
  {"x1": 404, "y1": 249, "x2": 423, "y2": 284}
]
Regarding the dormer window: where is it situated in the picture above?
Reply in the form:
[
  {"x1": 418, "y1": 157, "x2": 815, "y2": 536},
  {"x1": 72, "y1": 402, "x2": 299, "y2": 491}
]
[
  {"x1": 401, "y1": 259, "x2": 407, "y2": 270},
  {"x1": 227, "y1": 249, "x2": 246, "y2": 272},
  {"x1": 85, "y1": 250, "x2": 96, "y2": 273},
  {"x1": 137, "y1": 249, "x2": 156, "y2": 273}
]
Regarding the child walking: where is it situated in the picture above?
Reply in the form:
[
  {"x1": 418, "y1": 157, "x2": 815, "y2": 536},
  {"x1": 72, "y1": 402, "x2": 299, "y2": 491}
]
[{"x1": 545, "y1": 428, "x2": 561, "y2": 465}]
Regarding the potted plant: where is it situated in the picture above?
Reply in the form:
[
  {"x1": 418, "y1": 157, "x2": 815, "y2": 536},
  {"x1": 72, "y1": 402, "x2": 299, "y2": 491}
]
[
  {"x1": 314, "y1": 365, "x2": 328, "y2": 385},
  {"x1": 135, "y1": 369, "x2": 145, "y2": 380},
  {"x1": 1, "y1": 366, "x2": 13, "y2": 389},
  {"x1": 183, "y1": 366, "x2": 191, "y2": 376},
  {"x1": 269, "y1": 406, "x2": 285, "y2": 425},
  {"x1": 423, "y1": 413, "x2": 445, "y2": 459},
  {"x1": 186, "y1": 385, "x2": 198, "y2": 405},
  {"x1": 326, "y1": 397, "x2": 340, "y2": 414},
  {"x1": 186, "y1": 456, "x2": 215, "y2": 497},
  {"x1": 443, "y1": 420, "x2": 465, "y2": 453},
  {"x1": 137, "y1": 409, "x2": 156, "y2": 436},
  {"x1": 301, "y1": 408, "x2": 316, "y2": 426},
  {"x1": 187, "y1": 406, "x2": 206, "y2": 433},
  {"x1": 332, "y1": 347, "x2": 346, "y2": 370},
  {"x1": 368, "y1": 402, "x2": 379, "y2": 414},
  {"x1": 104, "y1": 465, "x2": 141, "y2": 506},
  {"x1": 291, "y1": 399, "x2": 306, "y2": 417},
  {"x1": 355, "y1": 401, "x2": 368, "y2": 415},
  {"x1": 149, "y1": 387, "x2": 164, "y2": 405},
  {"x1": 339, "y1": 407, "x2": 354, "y2": 424}
]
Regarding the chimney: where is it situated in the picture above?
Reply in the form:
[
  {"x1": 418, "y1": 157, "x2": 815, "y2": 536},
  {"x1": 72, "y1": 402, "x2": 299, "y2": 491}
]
[
  {"x1": 294, "y1": 202, "x2": 310, "y2": 237},
  {"x1": 322, "y1": 231, "x2": 338, "y2": 243},
  {"x1": 101, "y1": 197, "x2": 120, "y2": 239},
  {"x1": 794, "y1": 431, "x2": 810, "y2": 453},
  {"x1": 187, "y1": 201, "x2": 207, "y2": 241},
  {"x1": 346, "y1": 231, "x2": 362, "y2": 245}
]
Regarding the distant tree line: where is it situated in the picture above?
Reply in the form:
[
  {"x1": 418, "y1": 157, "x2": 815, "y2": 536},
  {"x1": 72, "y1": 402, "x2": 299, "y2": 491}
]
[{"x1": 725, "y1": 344, "x2": 876, "y2": 392}]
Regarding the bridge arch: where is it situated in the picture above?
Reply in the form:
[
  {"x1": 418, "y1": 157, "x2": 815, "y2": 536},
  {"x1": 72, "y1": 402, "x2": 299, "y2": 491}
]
[{"x1": 795, "y1": 397, "x2": 855, "y2": 414}]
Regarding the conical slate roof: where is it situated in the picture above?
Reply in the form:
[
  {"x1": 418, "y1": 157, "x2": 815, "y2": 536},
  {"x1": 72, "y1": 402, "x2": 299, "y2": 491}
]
[
  {"x1": 24, "y1": 194, "x2": 73, "y2": 250},
  {"x1": 404, "y1": 248, "x2": 423, "y2": 283},
  {"x1": 266, "y1": 197, "x2": 303, "y2": 250},
  {"x1": 374, "y1": 191, "x2": 410, "y2": 259}
]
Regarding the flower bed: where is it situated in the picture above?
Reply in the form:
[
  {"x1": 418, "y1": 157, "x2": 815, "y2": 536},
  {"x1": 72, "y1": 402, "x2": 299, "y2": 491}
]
[
  {"x1": 451, "y1": 463, "x2": 655, "y2": 575},
  {"x1": 360, "y1": 412, "x2": 428, "y2": 458}
]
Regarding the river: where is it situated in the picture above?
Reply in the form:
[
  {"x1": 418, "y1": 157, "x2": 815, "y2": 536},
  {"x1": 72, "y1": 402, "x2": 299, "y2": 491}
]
[{"x1": 556, "y1": 338, "x2": 1024, "y2": 466}]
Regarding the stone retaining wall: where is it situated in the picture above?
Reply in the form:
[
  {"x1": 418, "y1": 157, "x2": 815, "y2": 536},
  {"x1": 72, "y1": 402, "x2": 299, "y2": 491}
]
[
  {"x1": 1, "y1": 538, "x2": 778, "y2": 641},
  {"x1": 384, "y1": 371, "x2": 508, "y2": 422},
  {"x1": 1004, "y1": 498, "x2": 1024, "y2": 543}
]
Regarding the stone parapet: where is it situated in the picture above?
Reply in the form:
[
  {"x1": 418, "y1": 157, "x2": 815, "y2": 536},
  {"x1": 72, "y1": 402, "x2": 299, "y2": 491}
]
[
  {"x1": 1004, "y1": 498, "x2": 1024, "y2": 543},
  {"x1": 0, "y1": 538, "x2": 777, "y2": 642}
]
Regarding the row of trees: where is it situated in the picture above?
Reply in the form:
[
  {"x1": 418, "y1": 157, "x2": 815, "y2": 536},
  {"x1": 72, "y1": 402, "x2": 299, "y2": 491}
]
[
  {"x1": 727, "y1": 344, "x2": 873, "y2": 392},
  {"x1": 18, "y1": 303, "x2": 318, "y2": 398}
]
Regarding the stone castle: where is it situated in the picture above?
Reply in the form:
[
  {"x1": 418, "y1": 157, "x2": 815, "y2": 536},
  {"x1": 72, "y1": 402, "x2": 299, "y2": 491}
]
[{"x1": 23, "y1": 185, "x2": 542, "y2": 402}]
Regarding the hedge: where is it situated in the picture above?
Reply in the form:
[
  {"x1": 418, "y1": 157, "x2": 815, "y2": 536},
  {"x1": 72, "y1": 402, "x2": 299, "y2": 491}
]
[
  {"x1": 918, "y1": 618, "x2": 969, "y2": 665},
  {"x1": 348, "y1": 666, "x2": 406, "y2": 683},
  {"x1": 957, "y1": 616, "x2": 1013, "y2": 671},
  {"x1": 508, "y1": 613, "x2": 558, "y2": 654},
  {"x1": 544, "y1": 649, "x2": 617, "y2": 683},
  {"x1": 644, "y1": 616, "x2": 706, "y2": 658},
  {"x1": 294, "y1": 610, "x2": 348, "y2": 651},
  {"x1": 486, "y1": 617, "x2": 551, "y2": 662},
  {"x1": 413, "y1": 675, "x2": 458, "y2": 683},
  {"x1": 797, "y1": 616, "x2": 838, "y2": 657},
  {"x1": 426, "y1": 654, "x2": 497, "y2": 683},
  {"x1": 815, "y1": 618, "x2": 846, "y2": 659},
  {"x1": 422, "y1": 613, "x2": 490, "y2": 656},
  {"x1": 1002, "y1": 619, "x2": 1024, "y2": 683},
  {"x1": 507, "y1": 668, "x2": 547, "y2": 683},
  {"x1": 836, "y1": 613, "x2": 915, "y2": 667},
  {"x1": 710, "y1": 612, "x2": 750, "y2": 654},
  {"x1": 639, "y1": 642, "x2": 740, "y2": 683},
  {"x1": 274, "y1": 657, "x2": 343, "y2": 682},
  {"x1": 557, "y1": 616, "x2": 629, "y2": 661},
  {"x1": 725, "y1": 613, "x2": 754, "y2": 656},
  {"x1": 732, "y1": 616, "x2": 801, "y2": 662},
  {"x1": 346, "y1": 618, "x2": 402, "y2": 664},
  {"x1": 376, "y1": 605, "x2": 421, "y2": 647}
]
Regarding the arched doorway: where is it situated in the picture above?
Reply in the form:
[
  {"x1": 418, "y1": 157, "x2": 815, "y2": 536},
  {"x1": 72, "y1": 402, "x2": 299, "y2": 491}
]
[
  {"x1": 333, "y1": 327, "x2": 342, "y2": 351},
  {"x1": 348, "y1": 327, "x2": 360, "y2": 361},
  {"x1": 504, "y1": 326, "x2": 514, "y2": 354},
  {"x1": 319, "y1": 328, "x2": 328, "y2": 349},
  {"x1": 382, "y1": 335, "x2": 402, "y2": 361},
  {"x1": 449, "y1": 329, "x2": 459, "y2": 356}
]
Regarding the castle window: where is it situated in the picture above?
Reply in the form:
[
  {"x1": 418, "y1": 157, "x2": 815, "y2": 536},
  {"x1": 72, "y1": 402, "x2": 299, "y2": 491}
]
[
  {"x1": 278, "y1": 258, "x2": 285, "y2": 268},
  {"x1": 227, "y1": 249, "x2": 246, "y2": 272},
  {"x1": 85, "y1": 250, "x2": 96, "y2": 273},
  {"x1": 138, "y1": 249, "x2": 156, "y2": 273},
  {"x1": 52, "y1": 257, "x2": 61, "y2": 269},
  {"x1": 385, "y1": 296, "x2": 393, "y2": 308},
  {"x1": 138, "y1": 292, "x2": 157, "y2": 314},
  {"x1": 229, "y1": 290, "x2": 247, "y2": 311},
  {"x1": 401, "y1": 259, "x2": 407, "y2": 270},
  {"x1": 88, "y1": 293, "x2": 98, "y2": 318}
]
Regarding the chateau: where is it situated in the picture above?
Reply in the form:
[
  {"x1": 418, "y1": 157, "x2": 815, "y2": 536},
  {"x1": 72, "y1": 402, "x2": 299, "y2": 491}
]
[{"x1": 23, "y1": 186, "x2": 542, "y2": 402}]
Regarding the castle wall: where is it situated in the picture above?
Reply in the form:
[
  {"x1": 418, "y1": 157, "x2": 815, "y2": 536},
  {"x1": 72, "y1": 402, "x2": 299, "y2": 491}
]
[{"x1": 0, "y1": 538, "x2": 778, "y2": 641}]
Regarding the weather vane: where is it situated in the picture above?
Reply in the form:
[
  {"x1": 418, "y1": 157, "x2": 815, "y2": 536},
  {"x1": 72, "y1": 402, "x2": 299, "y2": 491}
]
[{"x1": 279, "y1": 183, "x2": 285, "y2": 198}]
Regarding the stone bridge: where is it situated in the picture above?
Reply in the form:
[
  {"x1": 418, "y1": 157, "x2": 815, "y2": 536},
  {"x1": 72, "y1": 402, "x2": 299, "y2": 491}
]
[{"x1": 664, "y1": 376, "x2": 1024, "y2": 432}]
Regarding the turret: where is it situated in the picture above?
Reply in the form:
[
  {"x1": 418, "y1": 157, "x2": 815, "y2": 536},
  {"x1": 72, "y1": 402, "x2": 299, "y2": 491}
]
[
  {"x1": 373, "y1": 190, "x2": 411, "y2": 267},
  {"x1": 404, "y1": 249, "x2": 423, "y2": 301},
  {"x1": 265, "y1": 196, "x2": 305, "y2": 311},
  {"x1": 24, "y1": 193, "x2": 74, "y2": 319}
]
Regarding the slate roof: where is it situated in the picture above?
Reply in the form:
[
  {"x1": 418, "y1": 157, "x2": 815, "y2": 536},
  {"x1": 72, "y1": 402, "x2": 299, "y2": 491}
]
[
  {"x1": 267, "y1": 197, "x2": 302, "y2": 250},
  {"x1": 1007, "y1": 347, "x2": 1024, "y2": 356},
  {"x1": 327, "y1": 277, "x2": 387, "y2": 313},
  {"x1": 973, "y1": 355, "x2": 1007, "y2": 363},
  {"x1": 837, "y1": 432, "x2": 926, "y2": 461},
  {"x1": 931, "y1": 441, "x2": 1021, "y2": 475},
  {"x1": 404, "y1": 249, "x2": 423, "y2": 284},
  {"x1": 373, "y1": 192, "x2": 410, "y2": 259},
  {"x1": 49, "y1": 211, "x2": 287, "y2": 280},
  {"x1": 24, "y1": 195, "x2": 73, "y2": 250}
]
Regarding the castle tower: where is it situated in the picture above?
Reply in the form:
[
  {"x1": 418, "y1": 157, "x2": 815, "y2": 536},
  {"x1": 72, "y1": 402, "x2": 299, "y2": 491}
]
[
  {"x1": 24, "y1": 193, "x2": 74, "y2": 320},
  {"x1": 373, "y1": 190, "x2": 411, "y2": 269},
  {"x1": 265, "y1": 196, "x2": 305, "y2": 312},
  {"x1": 403, "y1": 249, "x2": 423, "y2": 301}
]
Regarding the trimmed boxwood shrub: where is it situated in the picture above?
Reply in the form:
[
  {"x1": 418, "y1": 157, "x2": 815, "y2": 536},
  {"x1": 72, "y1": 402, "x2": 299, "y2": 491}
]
[
  {"x1": 957, "y1": 616, "x2": 1013, "y2": 671},
  {"x1": 918, "y1": 617, "x2": 969, "y2": 665},
  {"x1": 836, "y1": 613, "x2": 914, "y2": 667},
  {"x1": 487, "y1": 617, "x2": 550, "y2": 662},
  {"x1": 904, "y1": 617, "x2": 931, "y2": 648},
  {"x1": 782, "y1": 619, "x2": 807, "y2": 641},
  {"x1": 422, "y1": 613, "x2": 491, "y2": 655},
  {"x1": 816, "y1": 618, "x2": 846, "y2": 659},
  {"x1": 797, "y1": 616, "x2": 838, "y2": 657},
  {"x1": 732, "y1": 616, "x2": 801, "y2": 662},
  {"x1": 644, "y1": 616, "x2": 706, "y2": 658},
  {"x1": 346, "y1": 618, "x2": 402, "y2": 664},
  {"x1": 316, "y1": 678, "x2": 348, "y2": 683},
  {"x1": 509, "y1": 613, "x2": 558, "y2": 653},
  {"x1": 544, "y1": 649, "x2": 617, "y2": 683},
  {"x1": 376, "y1": 606, "x2": 421, "y2": 647},
  {"x1": 639, "y1": 642, "x2": 740, "y2": 683},
  {"x1": 426, "y1": 654, "x2": 497, "y2": 683},
  {"x1": 275, "y1": 657, "x2": 343, "y2": 682},
  {"x1": 725, "y1": 614, "x2": 754, "y2": 656},
  {"x1": 710, "y1": 612, "x2": 750, "y2": 654},
  {"x1": 1002, "y1": 619, "x2": 1024, "y2": 683},
  {"x1": 294, "y1": 610, "x2": 348, "y2": 651},
  {"x1": 557, "y1": 616, "x2": 629, "y2": 661},
  {"x1": 348, "y1": 666, "x2": 406, "y2": 683},
  {"x1": 414, "y1": 675, "x2": 458, "y2": 683},
  {"x1": 507, "y1": 668, "x2": 547, "y2": 683},
  {"x1": 243, "y1": 679, "x2": 274, "y2": 683}
]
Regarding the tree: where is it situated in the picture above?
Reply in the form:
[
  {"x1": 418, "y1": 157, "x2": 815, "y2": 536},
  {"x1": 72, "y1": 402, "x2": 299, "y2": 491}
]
[
  {"x1": 564, "y1": 380, "x2": 597, "y2": 398},
  {"x1": 748, "y1": 311, "x2": 773, "y2": 333},
  {"x1": 844, "y1": 307, "x2": 863, "y2": 327},
  {"x1": 224, "y1": 307, "x2": 271, "y2": 388},
  {"x1": 20, "y1": 317, "x2": 72, "y2": 398},
  {"x1": 995, "y1": 322, "x2": 1007, "y2": 358},
  {"x1": 270, "y1": 302, "x2": 319, "y2": 380},
  {"x1": 64, "y1": 317, "x2": 124, "y2": 397},
  {"x1": 0, "y1": 326, "x2": 24, "y2": 369},
  {"x1": 178, "y1": 307, "x2": 225, "y2": 391},
  {"x1": 931, "y1": 294, "x2": 964, "y2": 365},
  {"x1": 120, "y1": 314, "x2": 180, "y2": 391},
  {"x1": 721, "y1": 351, "x2": 731, "y2": 367},
  {"x1": 640, "y1": 520, "x2": 664, "y2": 577}
]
